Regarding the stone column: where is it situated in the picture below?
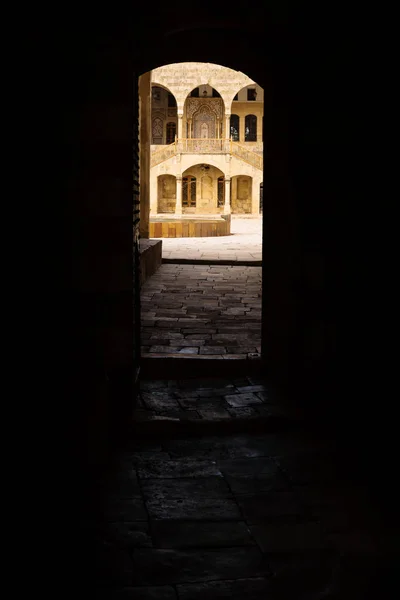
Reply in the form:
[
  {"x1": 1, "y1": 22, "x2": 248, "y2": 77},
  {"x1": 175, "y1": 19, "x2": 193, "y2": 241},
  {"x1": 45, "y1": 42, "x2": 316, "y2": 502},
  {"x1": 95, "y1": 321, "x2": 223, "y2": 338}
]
[
  {"x1": 150, "y1": 172, "x2": 158, "y2": 215},
  {"x1": 177, "y1": 113, "x2": 183, "y2": 139},
  {"x1": 252, "y1": 174, "x2": 262, "y2": 214},
  {"x1": 239, "y1": 116, "x2": 245, "y2": 143},
  {"x1": 175, "y1": 176, "x2": 182, "y2": 215},
  {"x1": 225, "y1": 114, "x2": 230, "y2": 139},
  {"x1": 257, "y1": 114, "x2": 263, "y2": 144},
  {"x1": 224, "y1": 177, "x2": 231, "y2": 214},
  {"x1": 139, "y1": 71, "x2": 151, "y2": 238}
]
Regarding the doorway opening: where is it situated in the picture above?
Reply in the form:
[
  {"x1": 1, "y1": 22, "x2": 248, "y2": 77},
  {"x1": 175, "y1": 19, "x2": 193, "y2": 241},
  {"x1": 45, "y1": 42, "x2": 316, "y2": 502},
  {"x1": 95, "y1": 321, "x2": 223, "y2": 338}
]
[{"x1": 138, "y1": 62, "x2": 264, "y2": 364}]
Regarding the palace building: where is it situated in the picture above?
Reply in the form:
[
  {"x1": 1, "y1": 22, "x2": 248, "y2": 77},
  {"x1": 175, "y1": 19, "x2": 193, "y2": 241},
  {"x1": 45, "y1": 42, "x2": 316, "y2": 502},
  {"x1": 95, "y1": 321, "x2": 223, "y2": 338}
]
[{"x1": 148, "y1": 62, "x2": 263, "y2": 216}]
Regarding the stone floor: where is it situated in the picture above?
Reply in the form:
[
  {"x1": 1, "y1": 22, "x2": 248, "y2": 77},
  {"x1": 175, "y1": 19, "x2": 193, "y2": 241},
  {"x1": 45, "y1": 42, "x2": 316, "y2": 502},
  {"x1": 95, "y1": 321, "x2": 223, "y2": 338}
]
[
  {"x1": 141, "y1": 265, "x2": 261, "y2": 359},
  {"x1": 134, "y1": 376, "x2": 291, "y2": 425},
  {"x1": 155, "y1": 216, "x2": 262, "y2": 263},
  {"x1": 89, "y1": 412, "x2": 388, "y2": 598}
]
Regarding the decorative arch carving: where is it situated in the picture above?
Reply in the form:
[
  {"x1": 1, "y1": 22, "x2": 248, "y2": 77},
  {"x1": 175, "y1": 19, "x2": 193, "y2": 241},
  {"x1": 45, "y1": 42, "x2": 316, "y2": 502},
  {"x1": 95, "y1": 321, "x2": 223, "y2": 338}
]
[
  {"x1": 193, "y1": 104, "x2": 218, "y2": 139},
  {"x1": 152, "y1": 117, "x2": 164, "y2": 144},
  {"x1": 186, "y1": 98, "x2": 224, "y2": 120}
]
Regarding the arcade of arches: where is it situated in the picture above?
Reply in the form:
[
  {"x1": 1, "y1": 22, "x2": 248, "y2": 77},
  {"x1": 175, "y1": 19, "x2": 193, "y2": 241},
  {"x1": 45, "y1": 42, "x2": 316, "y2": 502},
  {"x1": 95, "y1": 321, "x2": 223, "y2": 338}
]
[{"x1": 143, "y1": 63, "x2": 264, "y2": 217}]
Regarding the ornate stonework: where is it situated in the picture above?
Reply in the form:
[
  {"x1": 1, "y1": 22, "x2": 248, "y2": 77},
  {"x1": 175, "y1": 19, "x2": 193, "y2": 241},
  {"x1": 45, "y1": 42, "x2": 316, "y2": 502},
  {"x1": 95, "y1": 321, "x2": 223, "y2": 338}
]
[
  {"x1": 193, "y1": 104, "x2": 217, "y2": 138},
  {"x1": 186, "y1": 98, "x2": 223, "y2": 120}
]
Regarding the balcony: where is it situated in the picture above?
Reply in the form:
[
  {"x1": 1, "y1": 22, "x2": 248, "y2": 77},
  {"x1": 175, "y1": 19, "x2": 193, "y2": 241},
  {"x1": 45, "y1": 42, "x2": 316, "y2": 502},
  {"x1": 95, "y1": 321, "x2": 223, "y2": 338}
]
[{"x1": 151, "y1": 139, "x2": 263, "y2": 170}]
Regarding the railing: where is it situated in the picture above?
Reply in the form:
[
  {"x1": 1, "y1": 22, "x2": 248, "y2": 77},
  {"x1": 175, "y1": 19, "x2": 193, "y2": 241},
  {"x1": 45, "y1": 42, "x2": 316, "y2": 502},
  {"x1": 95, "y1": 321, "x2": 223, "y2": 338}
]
[
  {"x1": 176, "y1": 138, "x2": 230, "y2": 153},
  {"x1": 230, "y1": 141, "x2": 263, "y2": 170},
  {"x1": 150, "y1": 138, "x2": 263, "y2": 170},
  {"x1": 150, "y1": 141, "x2": 177, "y2": 167}
]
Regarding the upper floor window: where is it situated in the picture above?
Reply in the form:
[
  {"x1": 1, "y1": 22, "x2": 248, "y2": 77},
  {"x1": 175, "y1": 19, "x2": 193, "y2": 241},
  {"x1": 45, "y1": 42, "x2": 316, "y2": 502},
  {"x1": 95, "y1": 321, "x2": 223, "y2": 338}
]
[
  {"x1": 247, "y1": 88, "x2": 257, "y2": 101},
  {"x1": 212, "y1": 88, "x2": 221, "y2": 98},
  {"x1": 245, "y1": 114, "x2": 257, "y2": 142},
  {"x1": 166, "y1": 122, "x2": 176, "y2": 144},
  {"x1": 233, "y1": 93, "x2": 238, "y2": 101},
  {"x1": 152, "y1": 117, "x2": 164, "y2": 144},
  {"x1": 190, "y1": 88, "x2": 200, "y2": 97},
  {"x1": 152, "y1": 86, "x2": 162, "y2": 102},
  {"x1": 230, "y1": 114, "x2": 240, "y2": 141},
  {"x1": 167, "y1": 93, "x2": 177, "y2": 107}
]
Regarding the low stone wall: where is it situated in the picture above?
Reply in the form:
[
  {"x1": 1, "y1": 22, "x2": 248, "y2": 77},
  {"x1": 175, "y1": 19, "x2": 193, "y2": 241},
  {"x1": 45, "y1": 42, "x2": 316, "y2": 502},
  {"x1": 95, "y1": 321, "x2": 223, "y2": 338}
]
[
  {"x1": 139, "y1": 239, "x2": 162, "y2": 284},
  {"x1": 149, "y1": 217, "x2": 231, "y2": 238}
]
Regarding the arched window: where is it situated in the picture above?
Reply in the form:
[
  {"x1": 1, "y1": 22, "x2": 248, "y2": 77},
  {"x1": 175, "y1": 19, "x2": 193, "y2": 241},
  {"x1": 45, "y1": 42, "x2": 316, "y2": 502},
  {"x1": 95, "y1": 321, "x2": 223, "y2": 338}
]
[
  {"x1": 218, "y1": 177, "x2": 225, "y2": 207},
  {"x1": 245, "y1": 114, "x2": 257, "y2": 142},
  {"x1": 166, "y1": 122, "x2": 176, "y2": 144},
  {"x1": 152, "y1": 117, "x2": 164, "y2": 144},
  {"x1": 182, "y1": 176, "x2": 196, "y2": 207},
  {"x1": 230, "y1": 114, "x2": 240, "y2": 141},
  {"x1": 190, "y1": 88, "x2": 200, "y2": 97}
]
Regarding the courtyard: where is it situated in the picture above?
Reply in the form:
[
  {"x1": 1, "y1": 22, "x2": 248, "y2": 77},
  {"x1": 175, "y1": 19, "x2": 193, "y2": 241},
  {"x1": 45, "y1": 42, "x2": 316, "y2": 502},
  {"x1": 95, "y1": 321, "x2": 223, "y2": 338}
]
[{"x1": 154, "y1": 215, "x2": 262, "y2": 263}]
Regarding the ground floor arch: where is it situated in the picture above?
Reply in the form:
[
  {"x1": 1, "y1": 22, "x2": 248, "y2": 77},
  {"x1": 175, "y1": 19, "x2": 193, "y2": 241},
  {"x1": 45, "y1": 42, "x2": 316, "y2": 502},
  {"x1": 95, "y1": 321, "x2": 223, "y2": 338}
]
[
  {"x1": 180, "y1": 164, "x2": 226, "y2": 214},
  {"x1": 231, "y1": 175, "x2": 252, "y2": 213},
  {"x1": 157, "y1": 174, "x2": 176, "y2": 213}
]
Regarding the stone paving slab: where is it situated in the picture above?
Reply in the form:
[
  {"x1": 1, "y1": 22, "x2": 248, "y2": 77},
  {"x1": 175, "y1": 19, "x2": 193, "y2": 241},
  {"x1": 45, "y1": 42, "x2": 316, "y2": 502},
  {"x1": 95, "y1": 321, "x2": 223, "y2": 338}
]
[
  {"x1": 176, "y1": 577, "x2": 274, "y2": 600},
  {"x1": 145, "y1": 496, "x2": 241, "y2": 520},
  {"x1": 137, "y1": 458, "x2": 222, "y2": 479},
  {"x1": 151, "y1": 521, "x2": 255, "y2": 549},
  {"x1": 135, "y1": 377, "x2": 288, "y2": 427},
  {"x1": 131, "y1": 547, "x2": 268, "y2": 585},
  {"x1": 141, "y1": 265, "x2": 261, "y2": 359},
  {"x1": 92, "y1": 424, "x2": 382, "y2": 598},
  {"x1": 111, "y1": 587, "x2": 177, "y2": 600},
  {"x1": 140, "y1": 476, "x2": 232, "y2": 499}
]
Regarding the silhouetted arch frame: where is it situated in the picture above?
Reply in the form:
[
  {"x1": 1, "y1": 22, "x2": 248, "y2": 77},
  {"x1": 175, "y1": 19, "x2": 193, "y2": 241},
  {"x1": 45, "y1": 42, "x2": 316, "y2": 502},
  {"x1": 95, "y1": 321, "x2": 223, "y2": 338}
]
[{"x1": 134, "y1": 19, "x2": 288, "y2": 367}]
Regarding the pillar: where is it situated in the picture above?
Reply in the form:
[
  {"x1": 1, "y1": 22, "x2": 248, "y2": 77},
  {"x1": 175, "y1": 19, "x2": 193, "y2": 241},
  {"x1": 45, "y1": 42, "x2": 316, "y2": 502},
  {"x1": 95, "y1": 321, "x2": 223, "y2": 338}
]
[
  {"x1": 231, "y1": 177, "x2": 237, "y2": 212},
  {"x1": 225, "y1": 114, "x2": 230, "y2": 139},
  {"x1": 139, "y1": 71, "x2": 151, "y2": 238},
  {"x1": 252, "y1": 175, "x2": 262, "y2": 214},
  {"x1": 224, "y1": 177, "x2": 231, "y2": 214},
  {"x1": 175, "y1": 176, "x2": 182, "y2": 215},
  {"x1": 150, "y1": 172, "x2": 158, "y2": 214},
  {"x1": 257, "y1": 113, "x2": 263, "y2": 144},
  {"x1": 239, "y1": 116, "x2": 245, "y2": 143},
  {"x1": 177, "y1": 113, "x2": 183, "y2": 139}
]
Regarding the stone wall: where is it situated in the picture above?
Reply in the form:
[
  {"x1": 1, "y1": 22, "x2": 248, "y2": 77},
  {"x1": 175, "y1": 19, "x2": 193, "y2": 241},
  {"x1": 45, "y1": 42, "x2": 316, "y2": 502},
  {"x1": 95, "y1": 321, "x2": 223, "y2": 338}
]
[{"x1": 231, "y1": 175, "x2": 252, "y2": 213}]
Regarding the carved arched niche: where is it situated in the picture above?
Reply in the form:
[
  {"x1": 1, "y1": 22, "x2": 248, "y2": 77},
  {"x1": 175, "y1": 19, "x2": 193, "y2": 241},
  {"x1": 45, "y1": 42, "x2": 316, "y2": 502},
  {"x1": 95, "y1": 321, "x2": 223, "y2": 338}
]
[{"x1": 158, "y1": 175, "x2": 176, "y2": 213}]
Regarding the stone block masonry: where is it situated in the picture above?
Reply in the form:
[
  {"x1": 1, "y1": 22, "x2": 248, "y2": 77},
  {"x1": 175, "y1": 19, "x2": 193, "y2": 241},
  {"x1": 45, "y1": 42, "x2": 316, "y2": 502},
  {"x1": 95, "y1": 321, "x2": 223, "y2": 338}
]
[{"x1": 141, "y1": 264, "x2": 261, "y2": 358}]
